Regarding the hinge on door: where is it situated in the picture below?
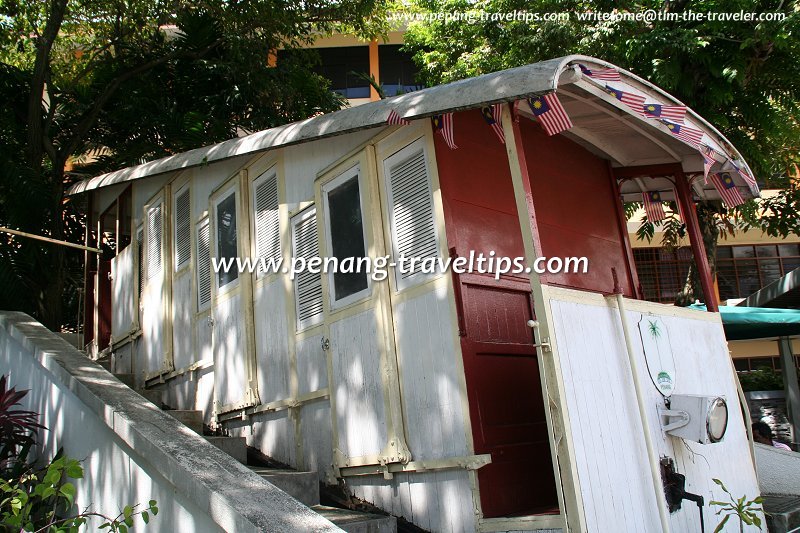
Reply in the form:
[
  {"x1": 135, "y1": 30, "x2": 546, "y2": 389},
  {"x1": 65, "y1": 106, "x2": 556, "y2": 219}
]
[{"x1": 526, "y1": 320, "x2": 551, "y2": 352}]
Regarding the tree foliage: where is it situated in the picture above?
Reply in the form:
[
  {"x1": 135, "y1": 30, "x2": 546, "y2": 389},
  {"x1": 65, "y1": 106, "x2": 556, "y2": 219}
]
[
  {"x1": 0, "y1": 0, "x2": 383, "y2": 329},
  {"x1": 403, "y1": 0, "x2": 800, "y2": 302}
]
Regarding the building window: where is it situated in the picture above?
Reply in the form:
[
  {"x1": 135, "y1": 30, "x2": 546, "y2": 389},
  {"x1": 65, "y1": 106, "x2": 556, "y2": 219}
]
[
  {"x1": 378, "y1": 45, "x2": 423, "y2": 96},
  {"x1": 633, "y1": 243, "x2": 800, "y2": 303},
  {"x1": 322, "y1": 166, "x2": 369, "y2": 307},
  {"x1": 215, "y1": 191, "x2": 238, "y2": 289}
]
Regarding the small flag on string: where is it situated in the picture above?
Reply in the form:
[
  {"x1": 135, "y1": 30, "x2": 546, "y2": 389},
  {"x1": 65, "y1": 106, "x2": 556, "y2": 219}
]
[
  {"x1": 578, "y1": 64, "x2": 621, "y2": 81},
  {"x1": 432, "y1": 113, "x2": 457, "y2": 149},
  {"x1": 672, "y1": 189, "x2": 684, "y2": 222},
  {"x1": 701, "y1": 149, "x2": 716, "y2": 183},
  {"x1": 642, "y1": 103, "x2": 687, "y2": 123},
  {"x1": 642, "y1": 191, "x2": 667, "y2": 222},
  {"x1": 605, "y1": 85, "x2": 646, "y2": 114},
  {"x1": 481, "y1": 105, "x2": 505, "y2": 144},
  {"x1": 710, "y1": 172, "x2": 745, "y2": 207},
  {"x1": 731, "y1": 160, "x2": 757, "y2": 187},
  {"x1": 527, "y1": 93, "x2": 573, "y2": 136},
  {"x1": 387, "y1": 109, "x2": 410, "y2": 126},
  {"x1": 661, "y1": 120, "x2": 704, "y2": 148}
]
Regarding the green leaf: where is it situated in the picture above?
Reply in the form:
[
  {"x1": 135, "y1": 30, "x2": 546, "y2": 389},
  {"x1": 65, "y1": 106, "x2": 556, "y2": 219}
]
[
  {"x1": 142, "y1": 511, "x2": 149, "y2": 524},
  {"x1": 123, "y1": 505, "x2": 133, "y2": 520},
  {"x1": 65, "y1": 462, "x2": 83, "y2": 479},
  {"x1": 118, "y1": 523, "x2": 127, "y2": 533},
  {"x1": 713, "y1": 514, "x2": 730, "y2": 533},
  {"x1": 152, "y1": 505, "x2": 158, "y2": 515},
  {"x1": 752, "y1": 514, "x2": 762, "y2": 528}
]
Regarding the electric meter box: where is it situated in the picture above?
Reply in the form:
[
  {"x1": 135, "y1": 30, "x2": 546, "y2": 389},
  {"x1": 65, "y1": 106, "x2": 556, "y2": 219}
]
[{"x1": 663, "y1": 394, "x2": 728, "y2": 445}]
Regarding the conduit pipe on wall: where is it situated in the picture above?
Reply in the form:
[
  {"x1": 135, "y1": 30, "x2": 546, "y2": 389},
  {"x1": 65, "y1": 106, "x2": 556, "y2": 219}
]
[{"x1": 607, "y1": 269, "x2": 672, "y2": 533}]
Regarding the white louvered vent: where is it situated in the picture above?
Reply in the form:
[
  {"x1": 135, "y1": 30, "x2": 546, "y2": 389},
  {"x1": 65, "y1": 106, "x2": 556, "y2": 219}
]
[
  {"x1": 385, "y1": 141, "x2": 438, "y2": 288},
  {"x1": 292, "y1": 209, "x2": 323, "y2": 328},
  {"x1": 146, "y1": 203, "x2": 163, "y2": 280},
  {"x1": 253, "y1": 171, "x2": 280, "y2": 274},
  {"x1": 137, "y1": 227, "x2": 144, "y2": 300},
  {"x1": 197, "y1": 219, "x2": 211, "y2": 309},
  {"x1": 175, "y1": 188, "x2": 191, "y2": 269}
]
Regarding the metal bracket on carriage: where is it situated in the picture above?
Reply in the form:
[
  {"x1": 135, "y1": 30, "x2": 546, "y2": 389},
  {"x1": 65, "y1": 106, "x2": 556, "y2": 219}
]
[{"x1": 526, "y1": 320, "x2": 552, "y2": 352}]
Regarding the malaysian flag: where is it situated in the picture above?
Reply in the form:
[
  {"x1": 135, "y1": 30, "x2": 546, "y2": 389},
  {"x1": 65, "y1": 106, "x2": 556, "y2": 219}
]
[
  {"x1": 643, "y1": 103, "x2": 687, "y2": 123},
  {"x1": 605, "y1": 85, "x2": 646, "y2": 114},
  {"x1": 661, "y1": 120, "x2": 704, "y2": 148},
  {"x1": 701, "y1": 149, "x2": 716, "y2": 183},
  {"x1": 432, "y1": 113, "x2": 457, "y2": 149},
  {"x1": 527, "y1": 93, "x2": 573, "y2": 136},
  {"x1": 387, "y1": 109, "x2": 410, "y2": 126},
  {"x1": 481, "y1": 105, "x2": 505, "y2": 144},
  {"x1": 710, "y1": 172, "x2": 745, "y2": 207},
  {"x1": 731, "y1": 160, "x2": 757, "y2": 187},
  {"x1": 578, "y1": 64, "x2": 621, "y2": 81},
  {"x1": 642, "y1": 191, "x2": 667, "y2": 222}
]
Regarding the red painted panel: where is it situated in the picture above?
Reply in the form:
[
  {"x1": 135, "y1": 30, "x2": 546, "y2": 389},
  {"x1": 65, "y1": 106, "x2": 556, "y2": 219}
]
[
  {"x1": 435, "y1": 112, "x2": 559, "y2": 518},
  {"x1": 517, "y1": 118, "x2": 634, "y2": 296}
]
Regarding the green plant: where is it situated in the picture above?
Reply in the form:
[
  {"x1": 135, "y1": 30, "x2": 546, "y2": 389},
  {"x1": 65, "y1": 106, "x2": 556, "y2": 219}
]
[
  {"x1": 737, "y1": 369, "x2": 784, "y2": 392},
  {"x1": 0, "y1": 375, "x2": 44, "y2": 476},
  {"x1": 710, "y1": 478, "x2": 764, "y2": 533},
  {"x1": 1, "y1": 454, "x2": 158, "y2": 532}
]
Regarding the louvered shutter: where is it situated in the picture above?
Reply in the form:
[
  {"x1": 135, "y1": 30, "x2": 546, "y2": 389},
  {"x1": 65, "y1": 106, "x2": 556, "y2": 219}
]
[
  {"x1": 136, "y1": 227, "x2": 144, "y2": 302},
  {"x1": 146, "y1": 203, "x2": 163, "y2": 280},
  {"x1": 175, "y1": 188, "x2": 191, "y2": 269},
  {"x1": 384, "y1": 139, "x2": 439, "y2": 289},
  {"x1": 292, "y1": 209, "x2": 323, "y2": 329},
  {"x1": 253, "y1": 171, "x2": 280, "y2": 275},
  {"x1": 196, "y1": 219, "x2": 212, "y2": 309}
]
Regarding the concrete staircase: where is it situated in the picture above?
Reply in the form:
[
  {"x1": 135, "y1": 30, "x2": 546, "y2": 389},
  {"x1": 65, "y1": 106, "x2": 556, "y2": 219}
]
[{"x1": 100, "y1": 362, "x2": 395, "y2": 532}]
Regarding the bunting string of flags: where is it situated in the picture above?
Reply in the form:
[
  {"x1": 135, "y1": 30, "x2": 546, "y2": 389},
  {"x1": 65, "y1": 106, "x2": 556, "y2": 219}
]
[
  {"x1": 605, "y1": 85, "x2": 646, "y2": 114},
  {"x1": 661, "y1": 119, "x2": 704, "y2": 148},
  {"x1": 386, "y1": 109, "x2": 410, "y2": 126},
  {"x1": 432, "y1": 113, "x2": 457, "y2": 149},
  {"x1": 642, "y1": 191, "x2": 667, "y2": 222},
  {"x1": 527, "y1": 93, "x2": 573, "y2": 136},
  {"x1": 481, "y1": 104, "x2": 505, "y2": 144},
  {"x1": 578, "y1": 64, "x2": 621, "y2": 81},
  {"x1": 642, "y1": 103, "x2": 687, "y2": 123},
  {"x1": 701, "y1": 146, "x2": 716, "y2": 183},
  {"x1": 709, "y1": 171, "x2": 745, "y2": 207},
  {"x1": 731, "y1": 160, "x2": 757, "y2": 187}
]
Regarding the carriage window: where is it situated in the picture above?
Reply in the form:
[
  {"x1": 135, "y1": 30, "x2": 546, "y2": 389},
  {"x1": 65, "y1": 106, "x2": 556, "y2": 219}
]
[
  {"x1": 323, "y1": 167, "x2": 369, "y2": 305},
  {"x1": 216, "y1": 191, "x2": 238, "y2": 288}
]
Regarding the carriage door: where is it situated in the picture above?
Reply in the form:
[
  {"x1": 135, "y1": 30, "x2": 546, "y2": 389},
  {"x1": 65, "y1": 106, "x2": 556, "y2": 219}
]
[
  {"x1": 210, "y1": 177, "x2": 257, "y2": 412},
  {"x1": 141, "y1": 194, "x2": 167, "y2": 374},
  {"x1": 456, "y1": 274, "x2": 558, "y2": 517}
]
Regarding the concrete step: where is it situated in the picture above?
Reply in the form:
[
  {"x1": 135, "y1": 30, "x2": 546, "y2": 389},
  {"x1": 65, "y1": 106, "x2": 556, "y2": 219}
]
[
  {"x1": 114, "y1": 373, "x2": 135, "y2": 388},
  {"x1": 205, "y1": 436, "x2": 247, "y2": 464},
  {"x1": 764, "y1": 494, "x2": 800, "y2": 533},
  {"x1": 135, "y1": 389, "x2": 165, "y2": 408},
  {"x1": 311, "y1": 505, "x2": 396, "y2": 533},
  {"x1": 246, "y1": 466, "x2": 319, "y2": 506},
  {"x1": 164, "y1": 410, "x2": 203, "y2": 434}
]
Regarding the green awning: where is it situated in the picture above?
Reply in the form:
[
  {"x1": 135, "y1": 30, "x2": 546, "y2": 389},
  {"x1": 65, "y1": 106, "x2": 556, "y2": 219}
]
[{"x1": 690, "y1": 304, "x2": 800, "y2": 341}]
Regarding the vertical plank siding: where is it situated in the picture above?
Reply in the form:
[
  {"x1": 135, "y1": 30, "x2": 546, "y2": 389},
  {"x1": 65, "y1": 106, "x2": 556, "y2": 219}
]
[
  {"x1": 548, "y1": 292, "x2": 759, "y2": 533},
  {"x1": 253, "y1": 278, "x2": 291, "y2": 404}
]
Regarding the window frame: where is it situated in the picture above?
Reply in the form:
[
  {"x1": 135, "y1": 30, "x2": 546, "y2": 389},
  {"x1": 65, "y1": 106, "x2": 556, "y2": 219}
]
[
  {"x1": 321, "y1": 164, "x2": 372, "y2": 310},
  {"x1": 196, "y1": 216, "x2": 212, "y2": 313},
  {"x1": 173, "y1": 184, "x2": 192, "y2": 273},
  {"x1": 291, "y1": 206, "x2": 325, "y2": 331},
  {"x1": 211, "y1": 183, "x2": 241, "y2": 297},
  {"x1": 250, "y1": 166, "x2": 280, "y2": 281}
]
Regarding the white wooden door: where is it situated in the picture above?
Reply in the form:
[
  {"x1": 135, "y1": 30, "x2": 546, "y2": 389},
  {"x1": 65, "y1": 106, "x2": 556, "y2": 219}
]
[{"x1": 141, "y1": 196, "x2": 166, "y2": 374}]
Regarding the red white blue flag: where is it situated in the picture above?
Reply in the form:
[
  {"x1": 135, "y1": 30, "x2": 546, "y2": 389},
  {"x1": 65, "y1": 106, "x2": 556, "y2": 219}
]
[
  {"x1": 481, "y1": 105, "x2": 505, "y2": 144},
  {"x1": 731, "y1": 160, "x2": 757, "y2": 187},
  {"x1": 643, "y1": 103, "x2": 687, "y2": 123},
  {"x1": 578, "y1": 64, "x2": 621, "y2": 81},
  {"x1": 432, "y1": 113, "x2": 457, "y2": 149},
  {"x1": 661, "y1": 120, "x2": 704, "y2": 148},
  {"x1": 642, "y1": 191, "x2": 667, "y2": 222},
  {"x1": 527, "y1": 93, "x2": 573, "y2": 136},
  {"x1": 701, "y1": 148, "x2": 716, "y2": 183},
  {"x1": 387, "y1": 109, "x2": 410, "y2": 125},
  {"x1": 710, "y1": 172, "x2": 745, "y2": 207},
  {"x1": 605, "y1": 85, "x2": 646, "y2": 114}
]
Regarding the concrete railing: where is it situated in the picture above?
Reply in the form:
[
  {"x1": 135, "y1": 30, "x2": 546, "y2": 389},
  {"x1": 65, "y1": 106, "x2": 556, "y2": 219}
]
[
  {"x1": 0, "y1": 311, "x2": 341, "y2": 532},
  {"x1": 755, "y1": 442, "x2": 800, "y2": 496}
]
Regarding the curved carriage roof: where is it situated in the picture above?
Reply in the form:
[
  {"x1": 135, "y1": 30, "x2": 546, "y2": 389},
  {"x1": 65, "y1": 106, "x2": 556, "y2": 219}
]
[{"x1": 68, "y1": 54, "x2": 758, "y2": 203}]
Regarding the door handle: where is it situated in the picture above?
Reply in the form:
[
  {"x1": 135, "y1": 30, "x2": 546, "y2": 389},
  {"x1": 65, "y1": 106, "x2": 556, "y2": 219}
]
[{"x1": 526, "y1": 320, "x2": 551, "y2": 352}]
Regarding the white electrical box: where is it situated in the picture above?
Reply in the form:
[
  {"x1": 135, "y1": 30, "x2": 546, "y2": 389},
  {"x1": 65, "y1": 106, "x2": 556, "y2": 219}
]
[{"x1": 661, "y1": 394, "x2": 728, "y2": 444}]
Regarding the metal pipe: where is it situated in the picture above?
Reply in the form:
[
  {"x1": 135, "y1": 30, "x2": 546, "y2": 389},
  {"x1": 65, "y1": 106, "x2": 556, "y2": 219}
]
[
  {"x1": 0, "y1": 226, "x2": 102, "y2": 253},
  {"x1": 608, "y1": 270, "x2": 672, "y2": 533}
]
